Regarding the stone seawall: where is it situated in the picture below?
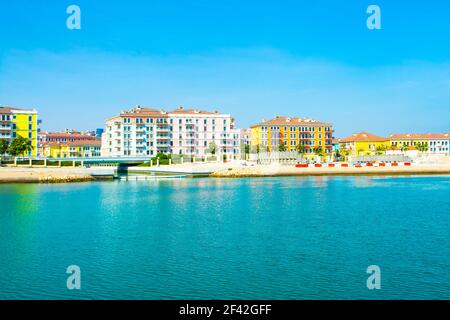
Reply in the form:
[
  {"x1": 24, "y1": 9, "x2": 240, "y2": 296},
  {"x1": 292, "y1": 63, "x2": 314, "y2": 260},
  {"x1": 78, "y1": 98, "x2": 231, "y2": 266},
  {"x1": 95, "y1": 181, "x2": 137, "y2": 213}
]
[
  {"x1": 211, "y1": 164, "x2": 450, "y2": 178},
  {"x1": 0, "y1": 167, "x2": 112, "y2": 183}
]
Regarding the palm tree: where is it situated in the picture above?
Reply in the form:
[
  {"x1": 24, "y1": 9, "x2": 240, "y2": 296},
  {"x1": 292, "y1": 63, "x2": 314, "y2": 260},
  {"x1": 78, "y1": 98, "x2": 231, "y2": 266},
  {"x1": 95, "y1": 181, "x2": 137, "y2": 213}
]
[
  {"x1": 313, "y1": 146, "x2": 324, "y2": 161},
  {"x1": 341, "y1": 148, "x2": 350, "y2": 161},
  {"x1": 375, "y1": 145, "x2": 386, "y2": 155},
  {"x1": 313, "y1": 146, "x2": 323, "y2": 155},
  {"x1": 400, "y1": 143, "x2": 409, "y2": 153},
  {"x1": 334, "y1": 149, "x2": 341, "y2": 161},
  {"x1": 417, "y1": 142, "x2": 428, "y2": 152},
  {"x1": 295, "y1": 144, "x2": 306, "y2": 162}
]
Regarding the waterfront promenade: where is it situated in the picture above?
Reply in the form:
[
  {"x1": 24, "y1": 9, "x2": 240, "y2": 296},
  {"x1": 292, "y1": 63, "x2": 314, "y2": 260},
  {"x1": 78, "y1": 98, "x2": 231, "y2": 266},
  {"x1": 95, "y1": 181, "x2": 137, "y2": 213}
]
[
  {"x1": 1, "y1": 161, "x2": 450, "y2": 183},
  {"x1": 211, "y1": 163, "x2": 450, "y2": 177}
]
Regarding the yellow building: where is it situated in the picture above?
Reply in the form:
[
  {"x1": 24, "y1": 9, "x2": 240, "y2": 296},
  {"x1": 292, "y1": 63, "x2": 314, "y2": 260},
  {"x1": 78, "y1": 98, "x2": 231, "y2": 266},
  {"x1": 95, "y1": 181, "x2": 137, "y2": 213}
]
[
  {"x1": 40, "y1": 140, "x2": 101, "y2": 158},
  {"x1": 0, "y1": 106, "x2": 39, "y2": 156},
  {"x1": 339, "y1": 132, "x2": 389, "y2": 156},
  {"x1": 250, "y1": 116, "x2": 334, "y2": 157},
  {"x1": 38, "y1": 131, "x2": 101, "y2": 158}
]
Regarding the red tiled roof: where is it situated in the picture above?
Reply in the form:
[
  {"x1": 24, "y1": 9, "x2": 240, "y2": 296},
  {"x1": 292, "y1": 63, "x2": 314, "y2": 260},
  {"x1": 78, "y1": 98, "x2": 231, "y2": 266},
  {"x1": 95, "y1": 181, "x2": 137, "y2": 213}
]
[
  {"x1": 119, "y1": 107, "x2": 168, "y2": 118},
  {"x1": 169, "y1": 107, "x2": 219, "y2": 115},
  {"x1": 41, "y1": 140, "x2": 101, "y2": 147},
  {"x1": 340, "y1": 132, "x2": 388, "y2": 143},
  {"x1": 389, "y1": 133, "x2": 450, "y2": 140},
  {"x1": 332, "y1": 138, "x2": 341, "y2": 144},
  {"x1": 0, "y1": 106, "x2": 35, "y2": 114},
  {"x1": 251, "y1": 116, "x2": 332, "y2": 127},
  {"x1": 42, "y1": 132, "x2": 97, "y2": 139}
]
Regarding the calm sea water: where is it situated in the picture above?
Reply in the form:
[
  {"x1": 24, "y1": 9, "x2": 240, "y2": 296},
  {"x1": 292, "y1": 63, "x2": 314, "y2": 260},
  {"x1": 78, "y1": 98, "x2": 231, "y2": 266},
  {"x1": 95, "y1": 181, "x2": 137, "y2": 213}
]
[{"x1": 0, "y1": 176, "x2": 449, "y2": 300}]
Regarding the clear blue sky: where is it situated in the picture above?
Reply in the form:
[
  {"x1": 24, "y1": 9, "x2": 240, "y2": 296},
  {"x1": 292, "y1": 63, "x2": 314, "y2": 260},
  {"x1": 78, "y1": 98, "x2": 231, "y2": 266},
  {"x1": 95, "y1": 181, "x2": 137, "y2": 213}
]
[{"x1": 0, "y1": 0, "x2": 449, "y2": 137}]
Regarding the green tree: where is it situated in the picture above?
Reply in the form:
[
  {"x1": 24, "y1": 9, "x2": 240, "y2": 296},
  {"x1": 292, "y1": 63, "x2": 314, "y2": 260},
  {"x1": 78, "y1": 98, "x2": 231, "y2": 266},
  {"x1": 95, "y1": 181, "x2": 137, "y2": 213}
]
[
  {"x1": 8, "y1": 136, "x2": 33, "y2": 156},
  {"x1": 400, "y1": 143, "x2": 409, "y2": 152},
  {"x1": 0, "y1": 139, "x2": 9, "y2": 156},
  {"x1": 295, "y1": 144, "x2": 306, "y2": 161},
  {"x1": 417, "y1": 142, "x2": 428, "y2": 152},
  {"x1": 313, "y1": 146, "x2": 324, "y2": 162},
  {"x1": 340, "y1": 148, "x2": 350, "y2": 162},
  {"x1": 313, "y1": 146, "x2": 323, "y2": 156},
  {"x1": 244, "y1": 144, "x2": 250, "y2": 155},
  {"x1": 375, "y1": 145, "x2": 386, "y2": 155},
  {"x1": 295, "y1": 144, "x2": 306, "y2": 154},
  {"x1": 278, "y1": 143, "x2": 287, "y2": 152},
  {"x1": 208, "y1": 141, "x2": 217, "y2": 155},
  {"x1": 334, "y1": 149, "x2": 341, "y2": 161}
]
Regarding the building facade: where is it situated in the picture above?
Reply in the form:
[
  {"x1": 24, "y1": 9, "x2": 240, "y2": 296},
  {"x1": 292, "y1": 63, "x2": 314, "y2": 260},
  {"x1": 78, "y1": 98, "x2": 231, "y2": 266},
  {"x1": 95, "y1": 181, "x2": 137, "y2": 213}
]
[
  {"x1": 339, "y1": 132, "x2": 389, "y2": 156},
  {"x1": 102, "y1": 107, "x2": 170, "y2": 157},
  {"x1": 0, "y1": 106, "x2": 39, "y2": 156},
  {"x1": 389, "y1": 133, "x2": 450, "y2": 155},
  {"x1": 250, "y1": 116, "x2": 333, "y2": 157},
  {"x1": 38, "y1": 131, "x2": 101, "y2": 158},
  {"x1": 40, "y1": 141, "x2": 101, "y2": 158},
  {"x1": 101, "y1": 106, "x2": 241, "y2": 158},
  {"x1": 169, "y1": 107, "x2": 239, "y2": 157}
]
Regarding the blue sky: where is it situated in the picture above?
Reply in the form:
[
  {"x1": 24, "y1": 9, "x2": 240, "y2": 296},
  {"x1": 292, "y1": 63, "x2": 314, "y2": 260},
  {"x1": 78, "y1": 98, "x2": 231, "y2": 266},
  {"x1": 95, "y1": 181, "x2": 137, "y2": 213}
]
[{"x1": 0, "y1": 0, "x2": 449, "y2": 136}]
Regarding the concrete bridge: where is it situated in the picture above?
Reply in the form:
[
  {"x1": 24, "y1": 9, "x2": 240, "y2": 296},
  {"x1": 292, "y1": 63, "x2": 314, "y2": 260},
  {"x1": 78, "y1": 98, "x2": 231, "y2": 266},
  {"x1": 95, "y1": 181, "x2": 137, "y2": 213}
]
[
  {"x1": 1, "y1": 156, "x2": 227, "y2": 176},
  {"x1": 1, "y1": 156, "x2": 152, "y2": 166}
]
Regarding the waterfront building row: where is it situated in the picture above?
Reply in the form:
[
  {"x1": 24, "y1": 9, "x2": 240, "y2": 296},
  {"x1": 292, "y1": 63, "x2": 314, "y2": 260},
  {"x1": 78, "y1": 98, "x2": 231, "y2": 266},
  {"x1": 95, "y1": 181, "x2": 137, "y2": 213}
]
[
  {"x1": 101, "y1": 106, "x2": 242, "y2": 157},
  {"x1": 339, "y1": 132, "x2": 450, "y2": 156},
  {"x1": 38, "y1": 130, "x2": 101, "y2": 158},
  {"x1": 2, "y1": 105, "x2": 449, "y2": 160}
]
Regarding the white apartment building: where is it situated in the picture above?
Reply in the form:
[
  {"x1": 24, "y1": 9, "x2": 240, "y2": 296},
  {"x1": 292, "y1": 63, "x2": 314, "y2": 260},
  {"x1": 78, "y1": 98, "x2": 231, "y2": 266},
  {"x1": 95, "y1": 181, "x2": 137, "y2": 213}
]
[
  {"x1": 101, "y1": 106, "x2": 241, "y2": 158},
  {"x1": 389, "y1": 133, "x2": 450, "y2": 156},
  {"x1": 428, "y1": 135, "x2": 450, "y2": 155},
  {"x1": 102, "y1": 107, "x2": 170, "y2": 157},
  {"x1": 169, "y1": 107, "x2": 240, "y2": 157}
]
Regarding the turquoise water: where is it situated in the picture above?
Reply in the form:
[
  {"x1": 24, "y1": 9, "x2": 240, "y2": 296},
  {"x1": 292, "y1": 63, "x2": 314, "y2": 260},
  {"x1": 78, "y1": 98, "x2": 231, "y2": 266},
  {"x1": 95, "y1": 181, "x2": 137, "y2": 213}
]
[{"x1": 0, "y1": 176, "x2": 449, "y2": 299}]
